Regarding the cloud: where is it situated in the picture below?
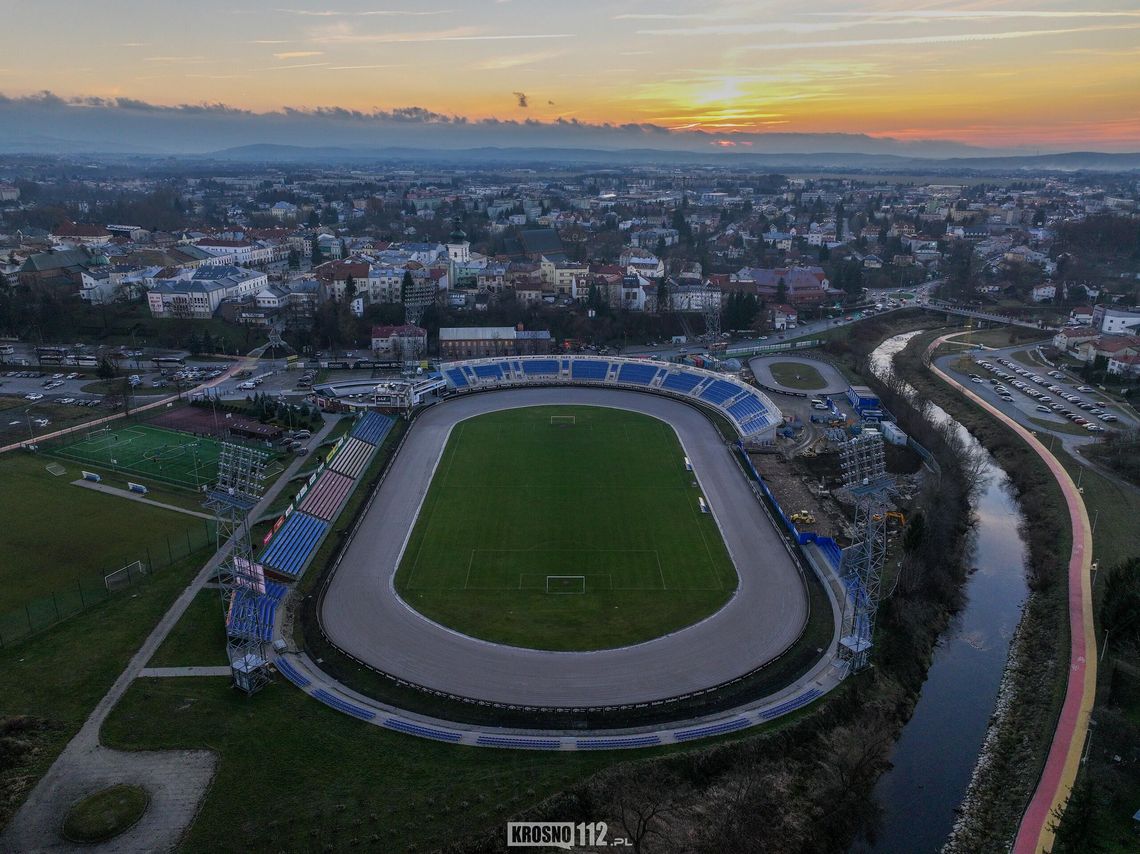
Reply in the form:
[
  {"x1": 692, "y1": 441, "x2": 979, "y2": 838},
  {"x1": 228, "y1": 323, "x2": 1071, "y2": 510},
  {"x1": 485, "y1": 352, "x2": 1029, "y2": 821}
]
[
  {"x1": 264, "y1": 62, "x2": 330, "y2": 71},
  {"x1": 738, "y1": 24, "x2": 1140, "y2": 52},
  {"x1": 308, "y1": 24, "x2": 573, "y2": 44},
  {"x1": 474, "y1": 51, "x2": 562, "y2": 70},
  {"x1": 513, "y1": 91, "x2": 528, "y2": 108},
  {"x1": 273, "y1": 51, "x2": 324, "y2": 59},
  {"x1": 275, "y1": 8, "x2": 452, "y2": 16},
  {"x1": 326, "y1": 64, "x2": 405, "y2": 70}
]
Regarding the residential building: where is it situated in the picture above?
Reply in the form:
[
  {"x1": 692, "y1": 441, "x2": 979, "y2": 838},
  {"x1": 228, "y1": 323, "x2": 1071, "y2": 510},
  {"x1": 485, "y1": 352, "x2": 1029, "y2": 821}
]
[
  {"x1": 1092, "y1": 305, "x2": 1140, "y2": 335},
  {"x1": 371, "y1": 324, "x2": 427, "y2": 359}
]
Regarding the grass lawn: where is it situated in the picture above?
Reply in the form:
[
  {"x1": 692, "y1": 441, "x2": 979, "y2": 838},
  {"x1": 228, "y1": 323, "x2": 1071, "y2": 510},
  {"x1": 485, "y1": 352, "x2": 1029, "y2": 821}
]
[
  {"x1": 1027, "y1": 417, "x2": 1097, "y2": 437},
  {"x1": 146, "y1": 590, "x2": 227, "y2": 668},
  {"x1": 0, "y1": 453, "x2": 213, "y2": 611},
  {"x1": 79, "y1": 380, "x2": 170, "y2": 397},
  {"x1": 62, "y1": 784, "x2": 148, "y2": 843},
  {"x1": 46, "y1": 423, "x2": 228, "y2": 490},
  {"x1": 0, "y1": 552, "x2": 207, "y2": 830},
  {"x1": 767, "y1": 361, "x2": 828, "y2": 390},
  {"x1": 101, "y1": 678, "x2": 620, "y2": 854},
  {"x1": 950, "y1": 327, "x2": 1050, "y2": 349},
  {"x1": 395, "y1": 405, "x2": 737, "y2": 651}
]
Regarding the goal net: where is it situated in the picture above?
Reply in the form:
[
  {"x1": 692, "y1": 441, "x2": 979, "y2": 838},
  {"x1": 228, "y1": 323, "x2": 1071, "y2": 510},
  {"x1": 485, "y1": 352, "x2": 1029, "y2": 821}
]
[
  {"x1": 104, "y1": 560, "x2": 147, "y2": 592},
  {"x1": 549, "y1": 415, "x2": 576, "y2": 427},
  {"x1": 546, "y1": 575, "x2": 586, "y2": 594}
]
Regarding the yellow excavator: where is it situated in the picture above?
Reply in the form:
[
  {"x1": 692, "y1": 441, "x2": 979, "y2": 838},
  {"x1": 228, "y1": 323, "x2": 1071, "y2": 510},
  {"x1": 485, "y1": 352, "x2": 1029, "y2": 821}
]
[{"x1": 790, "y1": 510, "x2": 816, "y2": 525}]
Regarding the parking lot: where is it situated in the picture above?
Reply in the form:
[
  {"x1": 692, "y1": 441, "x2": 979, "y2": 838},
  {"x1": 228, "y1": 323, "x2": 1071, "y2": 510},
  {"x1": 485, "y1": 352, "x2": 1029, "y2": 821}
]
[{"x1": 938, "y1": 345, "x2": 1135, "y2": 451}]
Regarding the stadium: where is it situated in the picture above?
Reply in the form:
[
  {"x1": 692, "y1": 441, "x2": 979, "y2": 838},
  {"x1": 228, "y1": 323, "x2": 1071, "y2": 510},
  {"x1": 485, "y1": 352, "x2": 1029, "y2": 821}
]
[{"x1": 278, "y1": 355, "x2": 846, "y2": 748}]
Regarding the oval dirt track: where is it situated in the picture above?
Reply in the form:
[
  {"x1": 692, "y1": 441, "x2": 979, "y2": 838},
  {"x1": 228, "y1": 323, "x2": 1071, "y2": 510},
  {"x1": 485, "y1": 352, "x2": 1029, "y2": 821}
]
[{"x1": 320, "y1": 387, "x2": 807, "y2": 707}]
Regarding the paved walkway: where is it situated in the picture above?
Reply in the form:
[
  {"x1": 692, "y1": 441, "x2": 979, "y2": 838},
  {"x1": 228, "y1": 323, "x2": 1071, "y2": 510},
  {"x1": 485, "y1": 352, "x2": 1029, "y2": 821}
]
[
  {"x1": 138, "y1": 666, "x2": 231, "y2": 678},
  {"x1": 0, "y1": 416, "x2": 339, "y2": 854},
  {"x1": 925, "y1": 334, "x2": 1096, "y2": 854},
  {"x1": 71, "y1": 480, "x2": 216, "y2": 520}
]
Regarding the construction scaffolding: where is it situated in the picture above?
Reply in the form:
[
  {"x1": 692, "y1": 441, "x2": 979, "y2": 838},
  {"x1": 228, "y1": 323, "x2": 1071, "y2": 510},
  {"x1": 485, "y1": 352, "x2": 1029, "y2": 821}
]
[
  {"x1": 837, "y1": 431, "x2": 891, "y2": 673},
  {"x1": 204, "y1": 442, "x2": 271, "y2": 695}
]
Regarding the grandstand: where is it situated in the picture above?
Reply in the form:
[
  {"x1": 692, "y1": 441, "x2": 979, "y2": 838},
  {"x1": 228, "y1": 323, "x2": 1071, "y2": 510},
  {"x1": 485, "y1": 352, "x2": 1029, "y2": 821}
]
[
  {"x1": 440, "y1": 355, "x2": 781, "y2": 444},
  {"x1": 256, "y1": 412, "x2": 395, "y2": 581}
]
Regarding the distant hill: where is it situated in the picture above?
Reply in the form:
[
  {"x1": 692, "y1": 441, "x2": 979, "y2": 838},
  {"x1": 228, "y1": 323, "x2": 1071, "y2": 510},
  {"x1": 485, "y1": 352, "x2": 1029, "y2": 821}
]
[{"x1": 197, "y1": 144, "x2": 1140, "y2": 173}]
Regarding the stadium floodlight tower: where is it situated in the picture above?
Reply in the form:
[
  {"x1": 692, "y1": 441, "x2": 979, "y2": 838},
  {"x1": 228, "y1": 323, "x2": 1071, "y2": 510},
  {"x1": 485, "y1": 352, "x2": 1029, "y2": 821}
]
[
  {"x1": 204, "y1": 442, "x2": 271, "y2": 695},
  {"x1": 837, "y1": 430, "x2": 890, "y2": 674}
]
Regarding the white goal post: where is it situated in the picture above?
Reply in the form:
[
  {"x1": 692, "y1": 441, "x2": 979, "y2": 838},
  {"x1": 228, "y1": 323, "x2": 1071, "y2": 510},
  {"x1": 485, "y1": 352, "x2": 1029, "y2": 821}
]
[
  {"x1": 546, "y1": 575, "x2": 586, "y2": 594},
  {"x1": 549, "y1": 415, "x2": 576, "y2": 426},
  {"x1": 104, "y1": 560, "x2": 147, "y2": 592}
]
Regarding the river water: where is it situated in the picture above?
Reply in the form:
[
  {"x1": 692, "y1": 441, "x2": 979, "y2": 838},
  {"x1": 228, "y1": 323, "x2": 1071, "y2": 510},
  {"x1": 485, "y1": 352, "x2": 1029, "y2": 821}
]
[{"x1": 852, "y1": 332, "x2": 1030, "y2": 853}]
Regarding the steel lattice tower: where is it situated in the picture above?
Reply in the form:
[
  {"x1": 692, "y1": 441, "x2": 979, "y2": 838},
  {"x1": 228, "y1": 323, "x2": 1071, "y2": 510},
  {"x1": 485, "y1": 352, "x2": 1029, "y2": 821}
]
[
  {"x1": 702, "y1": 279, "x2": 721, "y2": 341},
  {"x1": 837, "y1": 432, "x2": 890, "y2": 673},
  {"x1": 204, "y1": 442, "x2": 271, "y2": 695}
]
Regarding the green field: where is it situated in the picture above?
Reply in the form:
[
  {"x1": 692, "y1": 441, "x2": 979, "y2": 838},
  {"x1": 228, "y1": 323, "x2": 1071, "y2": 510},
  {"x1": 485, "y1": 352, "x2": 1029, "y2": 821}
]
[
  {"x1": 767, "y1": 361, "x2": 828, "y2": 390},
  {"x1": 46, "y1": 424, "x2": 224, "y2": 489},
  {"x1": 0, "y1": 453, "x2": 213, "y2": 612},
  {"x1": 395, "y1": 406, "x2": 738, "y2": 651}
]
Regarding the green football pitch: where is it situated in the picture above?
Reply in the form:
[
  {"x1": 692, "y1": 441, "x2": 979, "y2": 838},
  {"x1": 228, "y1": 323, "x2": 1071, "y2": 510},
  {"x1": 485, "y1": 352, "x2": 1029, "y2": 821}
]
[
  {"x1": 47, "y1": 424, "x2": 225, "y2": 489},
  {"x1": 395, "y1": 405, "x2": 739, "y2": 651}
]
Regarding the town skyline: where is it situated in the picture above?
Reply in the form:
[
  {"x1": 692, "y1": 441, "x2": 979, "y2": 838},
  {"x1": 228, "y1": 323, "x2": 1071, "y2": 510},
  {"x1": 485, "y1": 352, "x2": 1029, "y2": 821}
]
[{"x1": 2, "y1": 0, "x2": 1139, "y2": 153}]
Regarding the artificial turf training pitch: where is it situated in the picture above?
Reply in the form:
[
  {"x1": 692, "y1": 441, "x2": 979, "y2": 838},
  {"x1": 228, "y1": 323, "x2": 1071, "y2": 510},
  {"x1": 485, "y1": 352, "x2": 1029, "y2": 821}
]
[
  {"x1": 47, "y1": 424, "x2": 224, "y2": 489},
  {"x1": 395, "y1": 405, "x2": 738, "y2": 651}
]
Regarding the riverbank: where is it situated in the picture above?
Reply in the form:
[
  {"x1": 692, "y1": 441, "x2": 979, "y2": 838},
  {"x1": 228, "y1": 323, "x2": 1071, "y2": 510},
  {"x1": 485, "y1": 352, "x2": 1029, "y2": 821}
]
[{"x1": 888, "y1": 329, "x2": 1071, "y2": 852}]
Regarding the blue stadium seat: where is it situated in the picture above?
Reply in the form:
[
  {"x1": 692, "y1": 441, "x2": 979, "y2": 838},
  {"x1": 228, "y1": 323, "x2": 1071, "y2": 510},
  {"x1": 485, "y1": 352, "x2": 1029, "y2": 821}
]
[
  {"x1": 313, "y1": 688, "x2": 376, "y2": 721},
  {"x1": 661, "y1": 371, "x2": 701, "y2": 394},
  {"x1": 521, "y1": 359, "x2": 559, "y2": 376},
  {"x1": 382, "y1": 718, "x2": 462, "y2": 743},
  {"x1": 617, "y1": 362, "x2": 658, "y2": 385},
  {"x1": 570, "y1": 360, "x2": 608, "y2": 380},
  {"x1": 576, "y1": 735, "x2": 661, "y2": 749},
  {"x1": 445, "y1": 368, "x2": 468, "y2": 387},
  {"x1": 699, "y1": 380, "x2": 739, "y2": 406},
  {"x1": 258, "y1": 512, "x2": 328, "y2": 578},
  {"x1": 674, "y1": 717, "x2": 751, "y2": 741},
  {"x1": 226, "y1": 588, "x2": 277, "y2": 641},
  {"x1": 351, "y1": 412, "x2": 395, "y2": 445},
  {"x1": 759, "y1": 688, "x2": 823, "y2": 720},
  {"x1": 475, "y1": 736, "x2": 562, "y2": 749},
  {"x1": 275, "y1": 657, "x2": 311, "y2": 688},
  {"x1": 474, "y1": 363, "x2": 504, "y2": 381}
]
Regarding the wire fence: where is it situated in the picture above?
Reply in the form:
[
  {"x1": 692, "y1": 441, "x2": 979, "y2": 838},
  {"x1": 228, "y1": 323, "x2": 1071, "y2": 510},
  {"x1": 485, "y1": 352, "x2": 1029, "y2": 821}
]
[{"x1": 0, "y1": 517, "x2": 218, "y2": 648}]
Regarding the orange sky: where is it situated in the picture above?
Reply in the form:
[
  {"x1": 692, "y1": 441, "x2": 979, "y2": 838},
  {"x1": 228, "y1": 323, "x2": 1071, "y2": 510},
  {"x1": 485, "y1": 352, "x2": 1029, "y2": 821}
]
[{"x1": 3, "y1": 1, "x2": 1139, "y2": 149}]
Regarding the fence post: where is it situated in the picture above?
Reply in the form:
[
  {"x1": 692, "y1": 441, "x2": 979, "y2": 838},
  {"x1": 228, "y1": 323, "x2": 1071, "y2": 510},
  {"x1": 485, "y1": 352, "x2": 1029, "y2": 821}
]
[
  {"x1": 78, "y1": 579, "x2": 85, "y2": 609},
  {"x1": 187, "y1": 530, "x2": 193, "y2": 553},
  {"x1": 52, "y1": 593, "x2": 60, "y2": 621},
  {"x1": 167, "y1": 535, "x2": 173, "y2": 564},
  {"x1": 146, "y1": 546, "x2": 152, "y2": 571},
  {"x1": 26, "y1": 604, "x2": 33, "y2": 633}
]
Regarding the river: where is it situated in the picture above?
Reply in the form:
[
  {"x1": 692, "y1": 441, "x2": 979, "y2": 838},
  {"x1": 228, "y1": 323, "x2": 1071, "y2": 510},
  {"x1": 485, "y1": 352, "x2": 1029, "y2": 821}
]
[{"x1": 852, "y1": 331, "x2": 1030, "y2": 853}]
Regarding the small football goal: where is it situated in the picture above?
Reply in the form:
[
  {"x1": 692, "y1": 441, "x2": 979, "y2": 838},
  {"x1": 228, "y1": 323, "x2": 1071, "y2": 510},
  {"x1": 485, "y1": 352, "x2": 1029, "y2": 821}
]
[
  {"x1": 546, "y1": 575, "x2": 586, "y2": 594},
  {"x1": 104, "y1": 560, "x2": 147, "y2": 592},
  {"x1": 549, "y1": 415, "x2": 576, "y2": 427}
]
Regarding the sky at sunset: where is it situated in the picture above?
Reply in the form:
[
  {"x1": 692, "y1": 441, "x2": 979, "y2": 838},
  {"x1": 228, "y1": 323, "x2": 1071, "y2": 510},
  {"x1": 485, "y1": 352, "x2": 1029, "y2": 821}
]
[{"x1": 2, "y1": 0, "x2": 1139, "y2": 151}]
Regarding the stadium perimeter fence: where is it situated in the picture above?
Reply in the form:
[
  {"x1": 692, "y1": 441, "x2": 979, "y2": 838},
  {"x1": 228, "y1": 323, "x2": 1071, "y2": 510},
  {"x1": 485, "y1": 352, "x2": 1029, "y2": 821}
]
[{"x1": 0, "y1": 517, "x2": 218, "y2": 648}]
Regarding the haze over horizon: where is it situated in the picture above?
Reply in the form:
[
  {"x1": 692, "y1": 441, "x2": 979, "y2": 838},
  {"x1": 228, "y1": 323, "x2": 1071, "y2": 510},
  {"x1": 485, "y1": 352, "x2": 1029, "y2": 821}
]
[{"x1": 2, "y1": 0, "x2": 1139, "y2": 155}]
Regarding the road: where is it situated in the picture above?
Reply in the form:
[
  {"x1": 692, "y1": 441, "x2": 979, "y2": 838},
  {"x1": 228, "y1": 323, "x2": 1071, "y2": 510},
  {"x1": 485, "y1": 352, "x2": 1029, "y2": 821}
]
[
  {"x1": 926, "y1": 334, "x2": 1096, "y2": 854},
  {"x1": 320, "y1": 386, "x2": 809, "y2": 707}
]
